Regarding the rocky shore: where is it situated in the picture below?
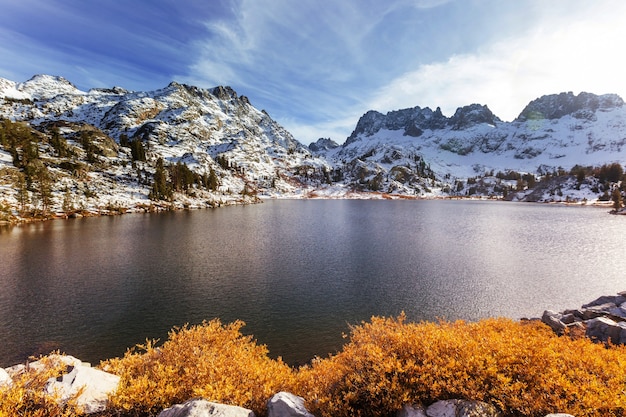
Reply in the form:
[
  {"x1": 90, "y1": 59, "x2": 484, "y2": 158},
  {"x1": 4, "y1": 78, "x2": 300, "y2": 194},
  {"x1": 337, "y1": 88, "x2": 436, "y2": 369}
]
[
  {"x1": 3, "y1": 292, "x2": 625, "y2": 417},
  {"x1": 540, "y1": 291, "x2": 626, "y2": 344}
]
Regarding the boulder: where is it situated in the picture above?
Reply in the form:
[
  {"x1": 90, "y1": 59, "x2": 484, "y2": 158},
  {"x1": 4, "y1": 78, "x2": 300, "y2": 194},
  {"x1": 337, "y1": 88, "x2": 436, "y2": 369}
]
[
  {"x1": 0, "y1": 367, "x2": 11, "y2": 386},
  {"x1": 586, "y1": 317, "x2": 622, "y2": 344},
  {"x1": 544, "y1": 414, "x2": 575, "y2": 417},
  {"x1": 42, "y1": 355, "x2": 120, "y2": 414},
  {"x1": 425, "y1": 399, "x2": 501, "y2": 417},
  {"x1": 583, "y1": 295, "x2": 619, "y2": 308},
  {"x1": 158, "y1": 399, "x2": 255, "y2": 417},
  {"x1": 559, "y1": 313, "x2": 577, "y2": 325},
  {"x1": 397, "y1": 404, "x2": 428, "y2": 417},
  {"x1": 542, "y1": 310, "x2": 566, "y2": 335},
  {"x1": 267, "y1": 392, "x2": 315, "y2": 417}
]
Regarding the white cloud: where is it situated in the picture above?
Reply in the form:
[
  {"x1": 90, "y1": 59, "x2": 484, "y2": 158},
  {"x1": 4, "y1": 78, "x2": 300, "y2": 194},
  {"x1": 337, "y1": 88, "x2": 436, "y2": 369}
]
[{"x1": 366, "y1": 3, "x2": 626, "y2": 121}]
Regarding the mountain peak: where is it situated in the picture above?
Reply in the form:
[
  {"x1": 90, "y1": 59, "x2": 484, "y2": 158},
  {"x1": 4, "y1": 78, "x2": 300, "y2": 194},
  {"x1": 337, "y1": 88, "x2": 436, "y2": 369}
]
[
  {"x1": 448, "y1": 103, "x2": 499, "y2": 129},
  {"x1": 17, "y1": 74, "x2": 82, "y2": 100},
  {"x1": 515, "y1": 91, "x2": 624, "y2": 121},
  {"x1": 309, "y1": 137, "x2": 340, "y2": 152}
]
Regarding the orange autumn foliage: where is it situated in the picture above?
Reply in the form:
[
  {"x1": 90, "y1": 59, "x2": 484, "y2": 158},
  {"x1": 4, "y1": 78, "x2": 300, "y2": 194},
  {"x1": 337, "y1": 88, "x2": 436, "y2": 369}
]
[
  {"x1": 0, "y1": 355, "x2": 82, "y2": 417},
  {"x1": 5, "y1": 316, "x2": 626, "y2": 417},
  {"x1": 294, "y1": 314, "x2": 626, "y2": 417},
  {"x1": 101, "y1": 319, "x2": 295, "y2": 416}
]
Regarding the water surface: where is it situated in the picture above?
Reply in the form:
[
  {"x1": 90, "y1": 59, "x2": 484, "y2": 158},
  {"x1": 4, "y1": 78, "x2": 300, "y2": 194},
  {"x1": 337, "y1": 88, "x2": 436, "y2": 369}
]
[{"x1": 0, "y1": 200, "x2": 624, "y2": 366}]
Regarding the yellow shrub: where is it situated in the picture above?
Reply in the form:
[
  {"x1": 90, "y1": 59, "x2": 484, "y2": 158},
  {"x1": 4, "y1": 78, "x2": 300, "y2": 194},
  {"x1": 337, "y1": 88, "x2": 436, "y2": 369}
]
[
  {"x1": 0, "y1": 355, "x2": 82, "y2": 417},
  {"x1": 101, "y1": 319, "x2": 296, "y2": 416},
  {"x1": 294, "y1": 315, "x2": 626, "y2": 417}
]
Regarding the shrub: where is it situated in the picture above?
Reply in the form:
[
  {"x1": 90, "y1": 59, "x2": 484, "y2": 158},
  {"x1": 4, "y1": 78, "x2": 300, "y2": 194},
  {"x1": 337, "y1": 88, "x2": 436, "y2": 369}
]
[
  {"x1": 101, "y1": 319, "x2": 295, "y2": 416},
  {"x1": 294, "y1": 315, "x2": 626, "y2": 417},
  {"x1": 0, "y1": 355, "x2": 82, "y2": 417}
]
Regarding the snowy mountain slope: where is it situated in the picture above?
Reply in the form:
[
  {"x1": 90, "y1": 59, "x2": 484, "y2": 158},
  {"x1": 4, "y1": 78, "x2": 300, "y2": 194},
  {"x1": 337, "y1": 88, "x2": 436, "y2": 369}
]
[
  {"x1": 0, "y1": 74, "x2": 624, "y2": 222},
  {"x1": 0, "y1": 75, "x2": 330, "y2": 220},
  {"x1": 312, "y1": 92, "x2": 626, "y2": 200}
]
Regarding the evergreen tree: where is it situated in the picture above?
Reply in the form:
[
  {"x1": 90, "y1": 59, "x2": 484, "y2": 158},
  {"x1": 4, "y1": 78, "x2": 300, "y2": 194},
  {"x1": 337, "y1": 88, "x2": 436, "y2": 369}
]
[
  {"x1": 149, "y1": 157, "x2": 171, "y2": 201},
  {"x1": 119, "y1": 133, "x2": 130, "y2": 147},
  {"x1": 15, "y1": 172, "x2": 29, "y2": 214},
  {"x1": 50, "y1": 127, "x2": 70, "y2": 157},
  {"x1": 130, "y1": 138, "x2": 146, "y2": 161},
  {"x1": 206, "y1": 167, "x2": 219, "y2": 190},
  {"x1": 612, "y1": 188, "x2": 623, "y2": 210}
]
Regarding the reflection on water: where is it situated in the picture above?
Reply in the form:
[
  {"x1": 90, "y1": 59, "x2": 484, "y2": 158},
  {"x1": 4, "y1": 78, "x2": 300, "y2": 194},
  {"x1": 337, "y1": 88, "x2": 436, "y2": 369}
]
[{"x1": 1, "y1": 200, "x2": 625, "y2": 367}]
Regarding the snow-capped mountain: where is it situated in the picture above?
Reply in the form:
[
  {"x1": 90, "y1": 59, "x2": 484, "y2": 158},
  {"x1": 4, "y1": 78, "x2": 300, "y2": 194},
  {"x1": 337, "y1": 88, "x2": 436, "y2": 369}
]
[
  {"x1": 0, "y1": 75, "x2": 330, "y2": 219},
  {"x1": 0, "y1": 74, "x2": 625, "y2": 222},
  {"x1": 312, "y1": 92, "x2": 626, "y2": 200}
]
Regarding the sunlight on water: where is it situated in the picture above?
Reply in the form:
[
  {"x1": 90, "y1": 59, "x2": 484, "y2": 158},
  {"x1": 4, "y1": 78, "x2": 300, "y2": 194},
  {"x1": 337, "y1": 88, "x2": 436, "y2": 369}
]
[{"x1": 0, "y1": 200, "x2": 624, "y2": 366}]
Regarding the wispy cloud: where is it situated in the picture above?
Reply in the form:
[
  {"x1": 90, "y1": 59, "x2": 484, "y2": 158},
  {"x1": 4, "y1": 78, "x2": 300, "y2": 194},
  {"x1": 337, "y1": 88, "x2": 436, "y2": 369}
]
[
  {"x1": 366, "y1": 2, "x2": 626, "y2": 121},
  {"x1": 2, "y1": 0, "x2": 624, "y2": 146}
]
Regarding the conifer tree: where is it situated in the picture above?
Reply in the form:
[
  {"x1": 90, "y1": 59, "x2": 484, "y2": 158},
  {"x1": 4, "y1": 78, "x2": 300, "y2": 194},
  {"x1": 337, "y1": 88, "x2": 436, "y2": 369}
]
[
  {"x1": 149, "y1": 157, "x2": 171, "y2": 201},
  {"x1": 612, "y1": 187, "x2": 623, "y2": 210}
]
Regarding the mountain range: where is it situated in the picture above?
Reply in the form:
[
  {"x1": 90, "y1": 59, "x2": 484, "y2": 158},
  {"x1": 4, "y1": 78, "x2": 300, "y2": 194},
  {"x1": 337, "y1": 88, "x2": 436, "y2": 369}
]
[{"x1": 1, "y1": 74, "x2": 625, "y2": 220}]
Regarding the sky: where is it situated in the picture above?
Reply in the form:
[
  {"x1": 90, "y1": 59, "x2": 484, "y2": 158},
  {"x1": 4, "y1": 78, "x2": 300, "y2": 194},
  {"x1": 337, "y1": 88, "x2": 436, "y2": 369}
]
[{"x1": 1, "y1": 0, "x2": 626, "y2": 145}]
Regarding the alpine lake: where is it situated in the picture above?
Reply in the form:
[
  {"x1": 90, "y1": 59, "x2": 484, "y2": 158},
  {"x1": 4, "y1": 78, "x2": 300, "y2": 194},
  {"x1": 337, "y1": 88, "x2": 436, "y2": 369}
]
[{"x1": 1, "y1": 199, "x2": 625, "y2": 367}]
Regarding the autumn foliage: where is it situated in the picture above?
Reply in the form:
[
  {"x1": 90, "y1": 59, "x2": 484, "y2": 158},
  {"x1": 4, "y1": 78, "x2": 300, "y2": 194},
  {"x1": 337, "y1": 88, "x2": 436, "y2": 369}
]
[
  {"x1": 295, "y1": 315, "x2": 626, "y2": 417},
  {"x1": 0, "y1": 355, "x2": 82, "y2": 417},
  {"x1": 100, "y1": 319, "x2": 296, "y2": 416},
  {"x1": 3, "y1": 316, "x2": 626, "y2": 417}
]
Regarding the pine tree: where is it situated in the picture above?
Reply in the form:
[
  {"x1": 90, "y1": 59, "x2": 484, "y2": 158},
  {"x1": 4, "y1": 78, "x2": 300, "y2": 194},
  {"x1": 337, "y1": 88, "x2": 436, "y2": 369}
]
[
  {"x1": 611, "y1": 187, "x2": 623, "y2": 211},
  {"x1": 15, "y1": 172, "x2": 29, "y2": 214},
  {"x1": 130, "y1": 138, "x2": 146, "y2": 161},
  {"x1": 207, "y1": 167, "x2": 219, "y2": 190},
  {"x1": 150, "y1": 157, "x2": 171, "y2": 201}
]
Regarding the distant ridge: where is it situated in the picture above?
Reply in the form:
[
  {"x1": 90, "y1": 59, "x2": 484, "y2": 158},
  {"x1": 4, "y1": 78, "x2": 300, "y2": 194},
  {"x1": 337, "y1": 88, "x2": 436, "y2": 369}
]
[{"x1": 1, "y1": 75, "x2": 625, "y2": 221}]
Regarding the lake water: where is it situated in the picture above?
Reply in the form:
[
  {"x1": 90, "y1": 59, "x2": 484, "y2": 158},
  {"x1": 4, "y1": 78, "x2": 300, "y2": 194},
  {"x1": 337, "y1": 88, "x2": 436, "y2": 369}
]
[{"x1": 1, "y1": 199, "x2": 625, "y2": 367}]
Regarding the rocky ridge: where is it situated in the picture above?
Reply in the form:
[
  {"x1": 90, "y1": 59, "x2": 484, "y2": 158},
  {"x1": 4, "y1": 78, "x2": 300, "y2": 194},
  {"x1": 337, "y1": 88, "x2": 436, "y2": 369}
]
[
  {"x1": 1, "y1": 75, "x2": 626, "y2": 222},
  {"x1": 315, "y1": 91, "x2": 626, "y2": 199}
]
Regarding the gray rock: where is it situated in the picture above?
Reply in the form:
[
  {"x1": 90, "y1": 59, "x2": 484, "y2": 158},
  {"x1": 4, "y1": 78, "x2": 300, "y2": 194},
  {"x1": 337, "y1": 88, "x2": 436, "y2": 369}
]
[
  {"x1": 586, "y1": 317, "x2": 622, "y2": 343},
  {"x1": 542, "y1": 310, "x2": 566, "y2": 335},
  {"x1": 158, "y1": 399, "x2": 255, "y2": 417},
  {"x1": 616, "y1": 323, "x2": 626, "y2": 344},
  {"x1": 562, "y1": 309, "x2": 585, "y2": 320},
  {"x1": 544, "y1": 414, "x2": 575, "y2": 417},
  {"x1": 267, "y1": 392, "x2": 315, "y2": 417},
  {"x1": 0, "y1": 367, "x2": 11, "y2": 386},
  {"x1": 426, "y1": 400, "x2": 459, "y2": 417},
  {"x1": 581, "y1": 308, "x2": 608, "y2": 320},
  {"x1": 456, "y1": 401, "x2": 501, "y2": 417},
  {"x1": 426, "y1": 400, "x2": 500, "y2": 417},
  {"x1": 42, "y1": 355, "x2": 120, "y2": 414},
  {"x1": 397, "y1": 404, "x2": 428, "y2": 417},
  {"x1": 583, "y1": 295, "x2": 618, "y2": 308},
  {"x1": 560, "y1": 313, "x2": 577, "y2": 324}
]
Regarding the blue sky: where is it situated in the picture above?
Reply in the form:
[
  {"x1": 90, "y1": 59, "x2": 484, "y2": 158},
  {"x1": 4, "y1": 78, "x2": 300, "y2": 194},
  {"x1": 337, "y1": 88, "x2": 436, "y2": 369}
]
[{"x1": 1, "y1": 0, "x2": 626, "y2": 144}]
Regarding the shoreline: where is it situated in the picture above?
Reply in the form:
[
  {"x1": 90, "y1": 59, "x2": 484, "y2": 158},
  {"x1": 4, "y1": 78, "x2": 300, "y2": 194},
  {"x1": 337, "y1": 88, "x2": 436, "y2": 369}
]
[{"x1": 1, "y1": 193, "x2": 618, "y2": 227}]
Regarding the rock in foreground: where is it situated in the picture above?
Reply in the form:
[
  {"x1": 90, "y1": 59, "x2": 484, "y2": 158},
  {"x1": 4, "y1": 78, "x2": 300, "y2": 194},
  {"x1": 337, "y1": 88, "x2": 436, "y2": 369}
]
[{"x1": 540, "y1": 291, "x2": 626, "y2": 344}]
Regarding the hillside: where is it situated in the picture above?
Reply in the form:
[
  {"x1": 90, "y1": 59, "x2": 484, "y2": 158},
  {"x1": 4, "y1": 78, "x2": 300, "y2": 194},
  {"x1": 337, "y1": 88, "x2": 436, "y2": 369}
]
[
  {"x1": 0, "y1": 75, "x2": 330, "y2": 221},
  {"x1": 312, "y1": 92, "x2": 626, "y2": 201},
  {"x1": 1, "y1": 75, "x2": 625, "y2": 222}
]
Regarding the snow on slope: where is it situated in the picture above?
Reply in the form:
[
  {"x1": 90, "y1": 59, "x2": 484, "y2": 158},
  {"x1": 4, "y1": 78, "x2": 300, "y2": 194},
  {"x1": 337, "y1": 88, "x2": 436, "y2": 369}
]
[
  {"x1": 313, "y1": 93, "x2": 626, "y2": 200},
  {"x1": 0, "y1": 75, "x2": 625, "y2": 219},
  {"x1": 0, "y1": 75, "x2": 331, "y2": 218}
]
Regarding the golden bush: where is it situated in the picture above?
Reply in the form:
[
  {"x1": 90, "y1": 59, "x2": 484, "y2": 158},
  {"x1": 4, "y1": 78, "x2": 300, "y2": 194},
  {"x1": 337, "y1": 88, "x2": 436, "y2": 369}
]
[
  {"x1": 6, "y1": 316, "x2": 626, "y2": 417},
  {"x1": 0, "y1": 355, "x2": 82, "y2": 417},
  {"x1": 294, "y1": 314, "x2": 626, "y2": 417},
  {"x1": 101, "y1": 319, "x2": 295, "y2": 416}
]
